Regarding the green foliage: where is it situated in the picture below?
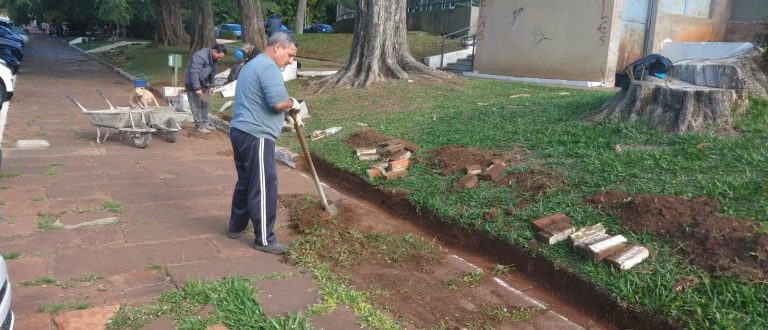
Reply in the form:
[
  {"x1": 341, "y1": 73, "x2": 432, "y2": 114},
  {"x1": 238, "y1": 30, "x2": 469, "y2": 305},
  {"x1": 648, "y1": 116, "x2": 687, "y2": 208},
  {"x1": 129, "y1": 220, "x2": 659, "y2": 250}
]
[
  {"x1": 1, "y1": 251, "x2": 21, "y2": 260},
  {"x1": 21, "y1": 275, "x2": 57, "y2": 287},
  {"x1": 39, "y1": 300, "x2": 93, "y2": 314}
]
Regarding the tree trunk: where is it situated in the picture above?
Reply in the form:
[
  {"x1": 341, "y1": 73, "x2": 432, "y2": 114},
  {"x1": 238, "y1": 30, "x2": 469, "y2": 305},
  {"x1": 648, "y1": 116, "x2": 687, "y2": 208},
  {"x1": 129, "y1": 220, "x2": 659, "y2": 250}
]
[
  {"x1": 591, "y1": 78, "x2": 748, "y2": 133},
  {"x1": 309, "y1": 0, "x2": 451, "y2": 93},
  {"x1": 237, "y1": 0, "x2": 267, "y2": 51},
  {"x1": 152, "y1": 0, "x2": 189, "y2": 47},
  {"x1": 189, "y1": 0, "x2": 215, "y2": 53},
  {"x1": 295, "y1": 0, "x2": 307, "y2": 35},
  {"x1": 668, "y1": 54, "x2": 768, "y2": 99}
]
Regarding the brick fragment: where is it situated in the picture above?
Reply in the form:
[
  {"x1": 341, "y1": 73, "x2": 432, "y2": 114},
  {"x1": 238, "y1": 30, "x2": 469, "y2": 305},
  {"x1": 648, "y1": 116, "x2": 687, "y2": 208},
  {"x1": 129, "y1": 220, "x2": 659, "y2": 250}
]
[
  {"x1": 389, "y1": 150, "x2": 412, "y2": 161},
  {"x1": 585, "y1": 235, "x2": 628, "y2": 263},
  {"x1": 531, "y1": 213, "x2": 570, "y2": 233},
  {"x1": 381, "y1": 144, "x2": 404, "y2": 155},
  {"x1": 491, "y1": 158, "x2": 505, "y2": 166},
  {"x1": 606, "y1": 245, "x2": 650, "y2": 270},
  {"x1": 366, "y1": 167, "x2": 382, "y2": 179},
  {"x1": 568, "y1": 223, "x2": 606, "y2": 246},
  {"x1": 383, "y1": 169, "x2": 408, "y2": 180},
  {"x1": 465, "y1": 165, "x2": 482, "y2": 175},
  {"x1": 479, "y1": 163, "x2": 505, "y2": 182},
  {"x1": 537, "y1": 226, "x2": 575, "y2": 245},
  {"x1": 388, "y1": 158, "x2": 410, "y2": 172},
  {"x1": 453, "y1": 174, "x2": 478, "y2": 192}
]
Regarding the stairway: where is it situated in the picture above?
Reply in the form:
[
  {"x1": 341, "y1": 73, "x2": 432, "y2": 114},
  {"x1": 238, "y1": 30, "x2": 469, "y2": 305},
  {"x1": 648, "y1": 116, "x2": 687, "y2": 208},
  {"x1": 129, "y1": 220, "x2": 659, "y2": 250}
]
[{"x1": 440, "y1": 54, "x2": 474, "y2": 74}]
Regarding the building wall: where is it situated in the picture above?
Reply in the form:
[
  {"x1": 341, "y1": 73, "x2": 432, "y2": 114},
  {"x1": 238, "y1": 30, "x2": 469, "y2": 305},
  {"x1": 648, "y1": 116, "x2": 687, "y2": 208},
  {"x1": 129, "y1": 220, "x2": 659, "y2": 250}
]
[
  {"x1": 649, "y1": 0, "x2": 733, "y2": 52},
  {"x1": 725, "y1": 0, "x2": 768, "y2": 41},
  {"x1": 474, "y1": 0, "x2": 622, "y2": 83}
]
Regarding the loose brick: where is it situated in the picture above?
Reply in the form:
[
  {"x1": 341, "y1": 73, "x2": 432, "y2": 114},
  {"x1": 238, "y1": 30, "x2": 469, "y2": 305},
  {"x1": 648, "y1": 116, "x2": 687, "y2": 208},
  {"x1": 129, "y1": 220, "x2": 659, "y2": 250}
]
[
  {"x1": 568, "y1": 223, "x2": 606, "y2": 246},
  {"x1": 358, "y1": 153, "x2": 379, "y2": 161},
  {"x1": 479, "y1": 163, "x2": 505, "y2": 182},
  {"x1": 355, "y1": 147, "x2": 377, "y2": 156},
  {"x1": 366, "y1": 167, "x2": 382, "y2": 179},
  {"x1": 537, "y1": 225, "x2": 575, "y2": 245},
  {"x1": 586, "y1": 235, "x2": 628, "y2": 263},
  {"x1": 465, "y1": 165, "x2": 483, "y2": 175},
  {"x1": 453, "y1": 174, "x2": 478, "y2": 192},
  {"x1": 531, "y1": 213, "x2": 570, "y2": 233},
  {"x1": 606, "y1": 245, "x2": 650, "y2": 270},
  {"x1": 383, "y1": 169, "x2": 408, "y2": 180},
  {"x1": 574, "y1": 233, "x2": 611, "y2": 256},
  {"x1": 388, "y1": 158, "x2": 410, "y2": 172},
  {"x1": 389, "y1": 150, "x2": 412, "y2": 161}
]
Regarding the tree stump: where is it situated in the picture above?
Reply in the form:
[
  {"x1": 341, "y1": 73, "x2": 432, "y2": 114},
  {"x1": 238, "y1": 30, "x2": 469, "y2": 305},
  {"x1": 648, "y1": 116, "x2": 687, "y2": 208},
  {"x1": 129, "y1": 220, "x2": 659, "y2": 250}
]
[
  {"x1": 668, "y1": 55, "x2": 768, "y2": 99},
  {"x1": 591, "y1": 78, "x2": 748, "y2": 133}
]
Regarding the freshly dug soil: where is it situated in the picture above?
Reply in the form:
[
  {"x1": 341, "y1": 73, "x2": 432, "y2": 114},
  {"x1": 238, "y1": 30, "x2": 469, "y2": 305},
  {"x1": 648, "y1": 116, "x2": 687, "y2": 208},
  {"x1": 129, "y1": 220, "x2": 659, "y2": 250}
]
[
  {"x1": 280, "y1": 193, "x2": 546, "y2": 329},
  {"x1": 497, "y1": 168, "x2": 568, "y2": 196},
  {"x1": 585, "y1": 191, "x2": 768, "y2": 281}
]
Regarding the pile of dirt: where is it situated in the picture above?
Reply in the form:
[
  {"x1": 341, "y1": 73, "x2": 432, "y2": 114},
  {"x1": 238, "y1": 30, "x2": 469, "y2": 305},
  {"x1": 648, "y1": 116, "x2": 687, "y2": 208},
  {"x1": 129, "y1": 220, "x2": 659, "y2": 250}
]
[
  {"x1": 281, "y1": 193, "x2": 543, "y2": 329},
  {"x1": 428, "y1": 145, "x2": 506, "y2": 176},
  {"x1": 345, "y1": 128, "x2": 419, "y2": 152},
  {"x1": 585, "y1": 191, "x2": 768, "y2": 281}
]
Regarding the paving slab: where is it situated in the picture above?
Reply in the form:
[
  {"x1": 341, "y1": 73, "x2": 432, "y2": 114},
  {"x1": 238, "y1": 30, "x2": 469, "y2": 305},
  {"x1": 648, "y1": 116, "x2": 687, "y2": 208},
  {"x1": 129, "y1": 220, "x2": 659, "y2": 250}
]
[
  {"x1": 309, "y1": 305, "x2": 367, "y2": 330},
  {"x1": 166, "y1": 255, "x2": 291, "y2": 285},
  {"x1": 50, "y1": 245, "x2": 152, "y2": 278},
  {"x1": 0, "y1": 215, "x2": 39, "y2": 237},
  {"x1": 27, "y1": 225, "x2": 126, "y2": 254},
  {"x1": 136, "y1": 237, "x2": 220, "y2": 265},
  {"x1": 58, "y1": 211, "x2": 118, "y2": 227},
  {"x1": 10, "y1": 312, "x2": 53, "y2": 330},
  {"x1": 119, "y1": 202, "x2": 188, "y2": 224},
  {"x1": 11, "y1": 285, "x2": 67, "y2": 314},
  {"x1": 6, "y1": 255, "x2": 48, "y2": 283},
  {"x1": 121, "y1": 218, "x2": 214, "y2": 243},
  {"x1": 253, "y1": 274, "x2": 319, "y2": 317}
]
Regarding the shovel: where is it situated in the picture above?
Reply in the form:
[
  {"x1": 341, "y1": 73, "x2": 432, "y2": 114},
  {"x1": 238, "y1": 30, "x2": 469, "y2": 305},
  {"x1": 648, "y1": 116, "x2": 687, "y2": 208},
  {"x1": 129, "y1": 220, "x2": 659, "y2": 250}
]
[{"x1": 289, "y1": 109, "x2": 338, "y2": 216}]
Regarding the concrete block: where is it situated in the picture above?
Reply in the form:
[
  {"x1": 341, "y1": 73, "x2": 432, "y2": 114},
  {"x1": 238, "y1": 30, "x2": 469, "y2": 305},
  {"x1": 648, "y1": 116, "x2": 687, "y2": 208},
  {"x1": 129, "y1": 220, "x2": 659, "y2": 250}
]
[
  {"x1": 568, "y1": 223, "x2": 606, "y2": 246},
  {"x1": 606, "y1": 245, "x2": 650, "y2": 270},
  {"x1": 586, "y1": 235, "x2": 628, "y2": 263},
  {"x1": 453, "y1": 174, "x2": 478, "y2": 192},
  {"x1": 358, "y1": 153, "x2": 379, "y2": 161},
  {"x1": 383, "y1": 169, "x2": 408, "y2": 180},
  {"x1": 15, "y1": 140, "x2": 50, "y2": 149},
  {"x1": 355, "y1": 147, "x2": 377, "y2": 156},
  {"x1": 465, "y1": 165, "x2": 483, "y2": 175},
  {"x1": 479, "y1": 163, "x2": 505, "y2": 182}
]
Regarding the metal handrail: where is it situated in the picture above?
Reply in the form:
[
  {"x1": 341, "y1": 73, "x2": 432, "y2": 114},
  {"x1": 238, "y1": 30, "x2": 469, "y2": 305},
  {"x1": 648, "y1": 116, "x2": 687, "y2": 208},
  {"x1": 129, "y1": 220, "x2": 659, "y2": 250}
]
[
  {"x1": 337, "y1": 0, "x2": 479, "y2": 21},
  {"x1": 439, "y1": 25, "x2": 477, "y2": 68}
]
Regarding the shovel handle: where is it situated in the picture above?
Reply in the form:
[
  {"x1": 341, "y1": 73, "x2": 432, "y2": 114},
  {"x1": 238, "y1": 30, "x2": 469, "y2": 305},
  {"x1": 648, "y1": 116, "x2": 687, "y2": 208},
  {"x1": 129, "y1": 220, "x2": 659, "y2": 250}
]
[{"x1": 291, "y1": 111, "x2": 331, "y2": 212}]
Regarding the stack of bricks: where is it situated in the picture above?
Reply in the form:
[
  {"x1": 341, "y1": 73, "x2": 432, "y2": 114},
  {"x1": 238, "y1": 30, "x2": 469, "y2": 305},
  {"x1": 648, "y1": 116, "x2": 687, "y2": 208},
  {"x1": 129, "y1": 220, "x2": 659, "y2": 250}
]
[
  {"x1": 453, "y1": 160, "x2": 506, "y2": 192},
  {"x1": 358, "y1": 139, "x2": 414, "y2": 180},
  {"x1": 530, "y1": 214, "x2": 650, "y2": 271}
]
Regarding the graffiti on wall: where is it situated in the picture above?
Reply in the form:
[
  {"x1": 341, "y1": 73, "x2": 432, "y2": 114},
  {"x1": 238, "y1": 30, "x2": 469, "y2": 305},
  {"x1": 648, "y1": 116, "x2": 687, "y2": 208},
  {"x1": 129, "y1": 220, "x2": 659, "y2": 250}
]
[
  {"x1": 477, "y1": 0, "x2": 488, "y2": 41},
  {"x1": 596, "y1": 0, "x2": 609, "y2": 45}
]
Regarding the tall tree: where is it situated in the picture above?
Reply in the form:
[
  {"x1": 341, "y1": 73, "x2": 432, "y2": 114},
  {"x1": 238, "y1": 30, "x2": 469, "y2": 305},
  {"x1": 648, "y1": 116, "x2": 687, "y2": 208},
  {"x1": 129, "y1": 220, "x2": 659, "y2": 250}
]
[
  {"x1": 311, "y1": 0, "x2": 451, "y2": 92},
  {"x1": 152, "y1": 0, "x2": 189, "y2": 47},
  {"x1": 95, "y1": 0, "x2": 133, "y2": 38},
  {"x1": 294, "y1": 0, "x2": 306, "y2": 35},
  {"x1": 237, "y1": 0, "x2": 267, "y2": 51},
  {"x1": 189, "y1": 0, "x2": 215, "y2": 52}
]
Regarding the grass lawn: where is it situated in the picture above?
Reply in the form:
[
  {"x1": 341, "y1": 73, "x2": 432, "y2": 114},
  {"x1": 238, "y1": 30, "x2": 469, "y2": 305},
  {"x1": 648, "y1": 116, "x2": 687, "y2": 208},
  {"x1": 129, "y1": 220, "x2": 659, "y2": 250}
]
[{"x1": 267, "y1": 78, "x2": 767, "y2": 329}]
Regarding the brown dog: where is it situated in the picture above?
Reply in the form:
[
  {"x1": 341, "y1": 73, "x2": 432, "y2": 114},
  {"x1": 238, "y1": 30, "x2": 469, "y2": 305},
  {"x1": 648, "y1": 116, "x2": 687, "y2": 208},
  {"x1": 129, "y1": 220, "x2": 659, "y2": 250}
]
[{"x1": 129, "y1": 87, "x2": 160, "y2": 109}]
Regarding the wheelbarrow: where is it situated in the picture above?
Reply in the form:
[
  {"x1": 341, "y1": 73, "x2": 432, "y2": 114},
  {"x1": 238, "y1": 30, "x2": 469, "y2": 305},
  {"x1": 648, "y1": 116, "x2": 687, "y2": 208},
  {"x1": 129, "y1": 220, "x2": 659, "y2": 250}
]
[
  {"x1": 146, "y1": 106, "x2": 191, "y2": 143},
  {"x1": 61, "y1": 91, "x2": 156, "y2": 148}
]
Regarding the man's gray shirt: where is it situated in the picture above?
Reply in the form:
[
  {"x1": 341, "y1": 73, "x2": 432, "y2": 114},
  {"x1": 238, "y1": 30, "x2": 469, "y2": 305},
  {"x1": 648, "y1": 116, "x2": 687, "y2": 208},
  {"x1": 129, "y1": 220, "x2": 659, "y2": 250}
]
[
  {"x1": 184, "y1": 48, "x2": 217, "y2": 90},
  {"x1": 230, "y1": 53, "x2": 288, "y2": 141}
]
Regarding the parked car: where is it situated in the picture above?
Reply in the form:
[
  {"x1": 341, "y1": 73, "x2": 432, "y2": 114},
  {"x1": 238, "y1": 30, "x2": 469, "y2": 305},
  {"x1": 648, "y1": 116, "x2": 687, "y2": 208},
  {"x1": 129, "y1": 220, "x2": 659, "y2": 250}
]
[
  {"x1": 0, "y1": 57, "x2": 16, "y2": 102},
  {"x1": 0, "y1": 26, "x2": 27, "y2": 44},
  {"x1": 0, "y1": 255, "x2": 14, "y2": 330},
  {"x1": 0, "y1": 42, "x2": 22, "y2": 62},
  {"x1": 216, "y1": 23, "x2": 241, "y2": 39},
  {"x1": 0, "y1": 49, "x2": 20, "y2": 74},
  {"x1": 303, "y1": 23, "x2": 333, "y2": 34}
]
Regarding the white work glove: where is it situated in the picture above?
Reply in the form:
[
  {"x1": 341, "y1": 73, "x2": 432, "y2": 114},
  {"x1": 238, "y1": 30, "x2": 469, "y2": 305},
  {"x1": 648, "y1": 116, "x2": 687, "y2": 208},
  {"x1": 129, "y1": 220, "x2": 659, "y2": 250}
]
[{"x1": 288, "y1": 97, "x2": 304, "y2": 127}]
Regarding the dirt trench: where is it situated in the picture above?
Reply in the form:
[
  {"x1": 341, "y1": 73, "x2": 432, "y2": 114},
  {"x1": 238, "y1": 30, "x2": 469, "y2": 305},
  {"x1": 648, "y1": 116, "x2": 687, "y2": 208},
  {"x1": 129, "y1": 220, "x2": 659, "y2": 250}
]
[{"x1": 291, "y1": 155, "x2": 673, "y2": 330}]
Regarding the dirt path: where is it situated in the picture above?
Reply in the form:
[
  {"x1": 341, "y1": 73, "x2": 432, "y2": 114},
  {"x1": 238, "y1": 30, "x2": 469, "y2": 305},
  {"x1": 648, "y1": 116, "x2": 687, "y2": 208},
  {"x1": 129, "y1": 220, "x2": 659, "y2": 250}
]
[{"x1": 0, "y1": 34, "x2": 610, "y2": 329}]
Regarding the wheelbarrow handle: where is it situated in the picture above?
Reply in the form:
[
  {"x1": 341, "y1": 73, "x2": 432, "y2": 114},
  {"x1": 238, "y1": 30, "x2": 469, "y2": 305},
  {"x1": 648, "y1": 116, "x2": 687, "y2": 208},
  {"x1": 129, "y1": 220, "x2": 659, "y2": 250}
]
[
  {"x1": 60, "y1": 91, "x2": 89, "y2": 113},
  {"x1": 96, "y1": 89, "x2": 116, "y2": 110}
]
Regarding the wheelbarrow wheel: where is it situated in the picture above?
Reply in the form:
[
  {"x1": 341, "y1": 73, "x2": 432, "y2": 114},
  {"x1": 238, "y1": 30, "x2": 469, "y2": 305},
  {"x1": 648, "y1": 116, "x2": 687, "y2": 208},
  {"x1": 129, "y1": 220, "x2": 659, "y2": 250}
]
[
  {"x1": 132, "y1": 132, "x2": 151, "y2": 149},
  {"x1": 164, "y1": 117, "x2": 178, "y2": 143}
]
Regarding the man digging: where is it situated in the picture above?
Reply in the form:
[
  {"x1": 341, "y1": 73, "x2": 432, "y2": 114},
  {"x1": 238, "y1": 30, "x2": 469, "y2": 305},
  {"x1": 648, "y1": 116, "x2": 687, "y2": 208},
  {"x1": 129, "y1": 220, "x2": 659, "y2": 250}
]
[{"x1": 226, "y1": 32, "x2": 302, "y2": 254}]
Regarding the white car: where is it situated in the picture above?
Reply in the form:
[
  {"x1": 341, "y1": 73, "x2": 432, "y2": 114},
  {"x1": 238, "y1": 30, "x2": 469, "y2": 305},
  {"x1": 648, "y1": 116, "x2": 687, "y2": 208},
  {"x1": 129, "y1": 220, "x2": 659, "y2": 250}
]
[
  {"x1": 0, "y1": 255, "x2": 13, "y2": 330},
  {"x1": 0, "y1": 59, "x2": 14, "y2": 102}
]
